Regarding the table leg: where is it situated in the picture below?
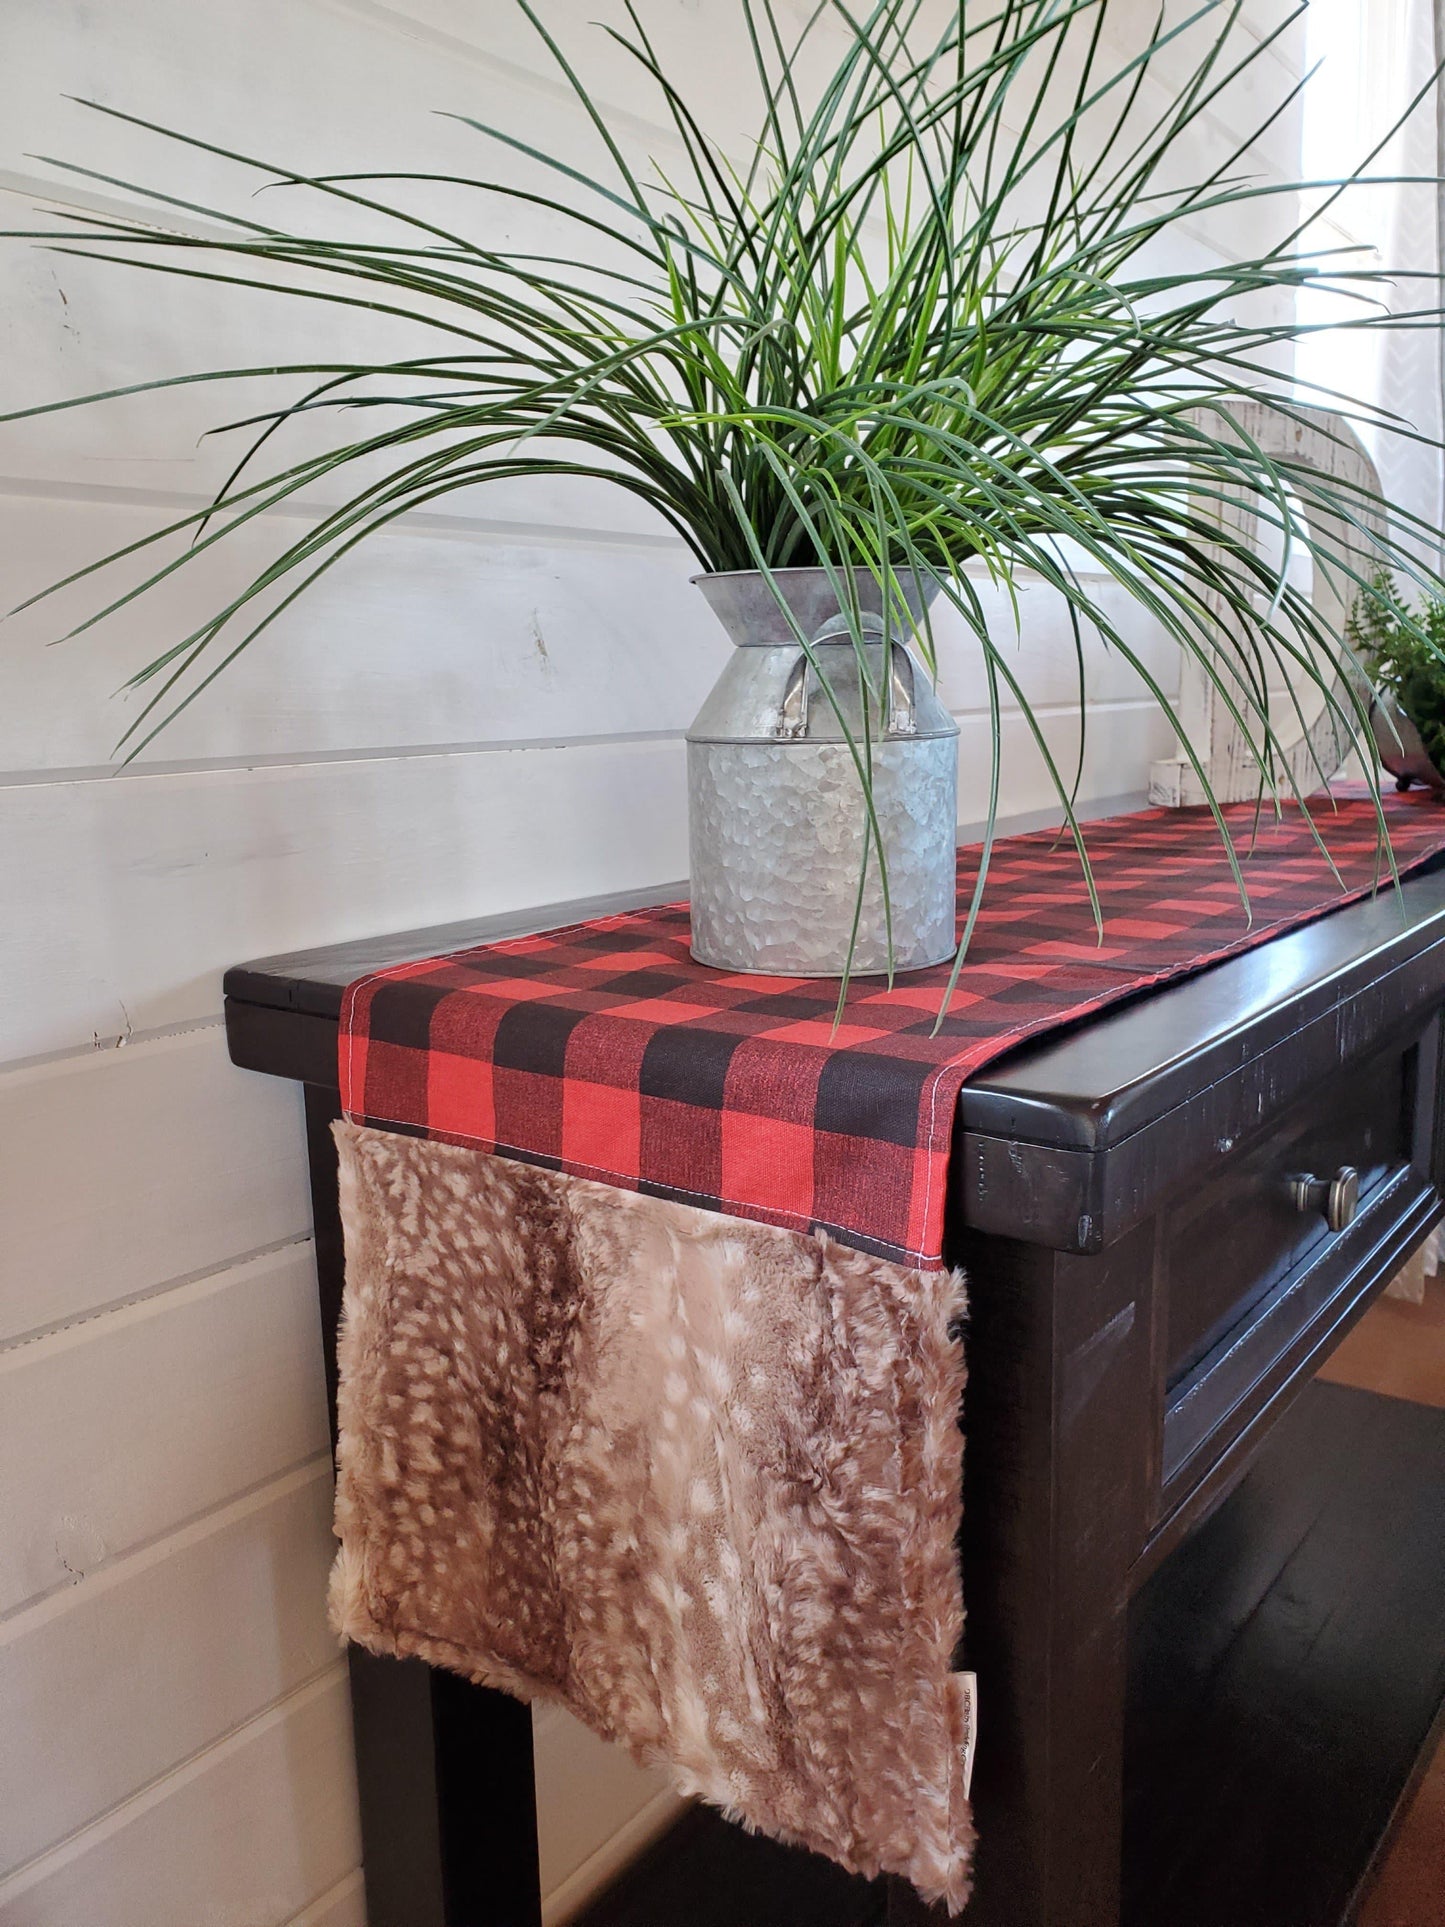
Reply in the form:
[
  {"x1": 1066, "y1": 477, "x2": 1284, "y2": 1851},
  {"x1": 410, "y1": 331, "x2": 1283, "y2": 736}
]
[
  {"x1": 901, "y1": 1216, "x2": 1159, "y2": 1927},
  {"x1": 305, "y1": 1087, "x2": 544, "y2": 1927}
]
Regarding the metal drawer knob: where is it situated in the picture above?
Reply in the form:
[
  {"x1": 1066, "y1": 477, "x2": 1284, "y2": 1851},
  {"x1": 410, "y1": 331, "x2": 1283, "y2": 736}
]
[{"x1": 1289, "y1": 1166, "x2": 1360, "y2": 1233}]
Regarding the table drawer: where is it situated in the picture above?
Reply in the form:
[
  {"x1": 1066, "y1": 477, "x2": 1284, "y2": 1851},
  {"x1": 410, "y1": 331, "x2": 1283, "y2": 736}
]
[
  {"x1": 1165, "y1": 1046, "x2": 1411, "y2": 1387},
  {"x1": 1157, "y1": 1017, "x2": 1442, "y2": 1509}
]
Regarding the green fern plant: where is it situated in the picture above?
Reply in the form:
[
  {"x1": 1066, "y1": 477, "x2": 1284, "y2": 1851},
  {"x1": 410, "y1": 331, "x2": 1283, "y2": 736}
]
[
  {"x1": 1351, "y1": 571, "x2": 1445, "y2": 778},
  {"x1": 4, "y1": 0, "x2": 1444, "y2": 993}
]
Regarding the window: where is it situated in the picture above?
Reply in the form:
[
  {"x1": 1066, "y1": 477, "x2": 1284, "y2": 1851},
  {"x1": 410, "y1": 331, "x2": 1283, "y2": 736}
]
[{"x1": 1295, "y1": 0, "x2": 1413, "y2": 436}]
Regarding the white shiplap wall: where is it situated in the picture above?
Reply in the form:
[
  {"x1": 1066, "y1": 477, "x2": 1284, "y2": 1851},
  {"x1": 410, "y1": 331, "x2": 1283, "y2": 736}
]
[{"x1": 0, "y1": 3, "x2": 1304, "y2": 1921}]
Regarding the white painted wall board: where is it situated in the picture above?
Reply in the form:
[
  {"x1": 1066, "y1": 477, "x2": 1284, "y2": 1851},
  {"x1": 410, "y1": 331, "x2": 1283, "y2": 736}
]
[
  {"x1": 533, "y1": 1704, "x2": 678, "y2": 1902},
  {"x1": 287, "y1": 1872, "x2": 367, "y2": 1927},
  {"x1": 0, "y1": 497, "x2": 718, "y2": 771},
  {"x1": 0, "y1": 1670, "x2": 359, "y2": 1927},
  {"x1": 0, "y1": 0, "x2": 1299, "y2": 506},
  {"x1": 1, "y1": 0, "x2": 778, "y2": 519},
  {"x1": 0, "y1": 712, "x2": 1181, "y2": 1066},
  {"x1": 0, "y1": 1463, "x2": 337, "y2": 1876},
  {"x1": 0, "y1": 1246, "x2": 329, "y2": 1615},
  {"x1": 0, "y1": 1024, "x2": 309, "y2": 1346},
  {"x1": 0, "y1": 213, "x2": 683, "y2": 541},
  {"x1": 0, "y1": 488, "x2": 1180, "y2": 771},
  {"x1": 543, "y1": 1789, "x2": 687, "y2": 1927},
  {"x1": 952, "y1": 703, "x2": 1180, "y2": 844},
  {"x1": 0, "y1": 736, "x2": 690, "y2": 1064},
  {"x1": 323, "y1": 0, "x2": 1306, "y2": 177}
]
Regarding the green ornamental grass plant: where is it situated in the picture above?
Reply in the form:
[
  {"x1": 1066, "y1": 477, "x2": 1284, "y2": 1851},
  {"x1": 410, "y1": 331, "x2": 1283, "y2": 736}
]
[{"x1": 5, "y1": 0, "x2": 1445, "y2": 1001}]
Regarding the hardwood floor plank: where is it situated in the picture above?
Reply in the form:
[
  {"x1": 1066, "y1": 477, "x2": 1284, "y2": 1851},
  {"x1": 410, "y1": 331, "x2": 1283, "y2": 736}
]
[
  {"x1": 1320, "y1": 1271, "x2": 1445, "y2": 1411},
  {"x1": 1357, "y1": 1736, "x2": 1445, "y2": 1927}
]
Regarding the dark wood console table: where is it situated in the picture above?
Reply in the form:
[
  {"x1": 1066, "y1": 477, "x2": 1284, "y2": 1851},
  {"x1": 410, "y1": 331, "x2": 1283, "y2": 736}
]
[{"x1": 225, "y1": 862, "x2": 1445, "y2": 1927}]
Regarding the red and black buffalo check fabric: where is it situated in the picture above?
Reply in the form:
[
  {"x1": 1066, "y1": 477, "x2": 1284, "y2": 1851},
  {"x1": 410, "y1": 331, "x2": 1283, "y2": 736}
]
[{"x1": 340, "y1": 791, "x2": 1445, "y2": 1269}]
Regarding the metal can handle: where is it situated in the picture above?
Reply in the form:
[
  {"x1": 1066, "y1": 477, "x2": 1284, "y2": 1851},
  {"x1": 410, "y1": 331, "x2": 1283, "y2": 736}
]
[{"x1": 775, "y1": 626, "x2": 917, "y2": 740}]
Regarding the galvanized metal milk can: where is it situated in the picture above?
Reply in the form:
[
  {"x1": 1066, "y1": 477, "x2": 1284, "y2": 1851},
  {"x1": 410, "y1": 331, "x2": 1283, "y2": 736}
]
[{"x1": 687, "y1": 568, "x2": 960, "y2": 975}]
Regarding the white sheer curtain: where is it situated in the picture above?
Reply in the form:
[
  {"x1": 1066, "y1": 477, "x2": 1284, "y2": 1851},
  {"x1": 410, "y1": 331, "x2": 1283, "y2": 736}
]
[
  {"x1": 1150, "y1": 2, "x2": 1445, "y2": 804},
  {"x1": 1296, "y1": 0, "x2": 1445, "y2": 568},
  {"x1": 1296, "y1": 6, "x2": 1445, "y2": 1305}
]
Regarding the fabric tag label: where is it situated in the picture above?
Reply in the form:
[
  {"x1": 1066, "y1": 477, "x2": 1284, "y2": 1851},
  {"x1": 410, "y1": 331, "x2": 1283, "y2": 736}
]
[{"x1": 951, "y1": 1670, "x2": 979, "y2": 1800}]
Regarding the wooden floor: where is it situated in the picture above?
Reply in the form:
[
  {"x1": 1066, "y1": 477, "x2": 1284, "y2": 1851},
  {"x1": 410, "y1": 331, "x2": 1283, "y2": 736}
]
[
  {"x1": 577, "y1": 1277, "x2": 1445, "y2": 1927},
  {"x1": 1322, "y1": 1273, "x2": 1445, "y2": 1927}
]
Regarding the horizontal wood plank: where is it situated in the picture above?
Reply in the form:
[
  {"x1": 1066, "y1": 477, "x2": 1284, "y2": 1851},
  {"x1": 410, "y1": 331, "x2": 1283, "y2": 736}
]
[
  {"x1": 0, "y1": 712, "x2": 1171, "y2": 1065},
  {"x1": 287, "y1": 1871, "x2": 367, "y2": 1927},
  {"x1": 0, "y1": 1024, "x2": 308, "y2": 1346},
  {"x1": 533, "y1": 1704, "x2": 680, "y2": 1909},
  {"x1": 0, "y1": 1669, "x2": 359, "y2": 1927},
  {"x1": 0, "y1": 497, "x2": 716, "y2": 772},
  {"x1": 1, "y1": 0, "x2": 1292, "y2": 503},
  {"x1": 0, "y1": 1463, "x2": 336, "y2": 1876},
  {"x1": 0, "y1": 737, "x2": 690, "y2": 1062},
  {"x1": 0, "y1": 493, "x2": 1178, "y2": 774},
  {"x1": 543, "y1": 1787, "x2": 687, "y2": 1927},
  {"x1": 0, "y1": 1245, "x2": 328, "y2": 1615}
]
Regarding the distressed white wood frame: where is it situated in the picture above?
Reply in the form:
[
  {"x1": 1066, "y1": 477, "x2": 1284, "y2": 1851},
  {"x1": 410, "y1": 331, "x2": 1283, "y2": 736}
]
[{"x1": 1149, "y1": 403, "x2": 1384, "y2": 807}]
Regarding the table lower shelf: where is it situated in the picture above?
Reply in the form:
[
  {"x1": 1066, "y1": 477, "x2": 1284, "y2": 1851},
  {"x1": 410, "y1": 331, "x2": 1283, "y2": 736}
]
[
  {"x1": 1124, "y1": 1379, "x2": 1445, "y2": 1927},
  {"x1": 575, "y1": 1806, "x2": 886, "y2": 1927},
  {"x1": 577, "y1": 1380, "x2": 1445, "y2": 1927}
]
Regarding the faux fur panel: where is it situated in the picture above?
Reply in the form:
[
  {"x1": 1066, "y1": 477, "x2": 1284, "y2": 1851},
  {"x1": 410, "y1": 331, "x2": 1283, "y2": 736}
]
[{"x1": 330, "y1": 1120, "x2": 974, "y2": 1907}]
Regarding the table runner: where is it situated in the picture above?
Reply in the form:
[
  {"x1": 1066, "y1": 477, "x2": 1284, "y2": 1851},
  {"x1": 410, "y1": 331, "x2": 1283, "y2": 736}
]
[
  {"x1": 341, "y1": 791, "x2": 1445, "y2": 1269},
  {"x1": 330, "y1": 1121, "x2": 974, "y2": 1905}
]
